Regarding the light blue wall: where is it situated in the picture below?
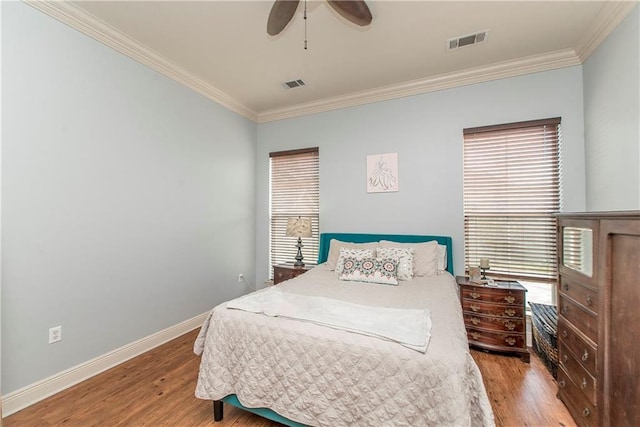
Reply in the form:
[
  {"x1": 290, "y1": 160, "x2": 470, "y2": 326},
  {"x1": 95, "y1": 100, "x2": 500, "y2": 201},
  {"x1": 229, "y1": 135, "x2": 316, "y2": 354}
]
[
  {"x1": 257, "y1": 67, "x2": 586, "y2": 285},
  {"x1": 1, "y1": 2, "x2": 256, "y2": 393},
  {"x1": 583, "y1": 5, "x2": 640, "y2": 211}
]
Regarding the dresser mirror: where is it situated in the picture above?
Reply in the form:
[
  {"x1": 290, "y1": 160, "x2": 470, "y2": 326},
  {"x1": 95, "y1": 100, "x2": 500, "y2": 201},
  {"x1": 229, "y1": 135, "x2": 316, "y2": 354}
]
[{"x1": 562, "y1": 226, "x2": 593, "y2": 277}]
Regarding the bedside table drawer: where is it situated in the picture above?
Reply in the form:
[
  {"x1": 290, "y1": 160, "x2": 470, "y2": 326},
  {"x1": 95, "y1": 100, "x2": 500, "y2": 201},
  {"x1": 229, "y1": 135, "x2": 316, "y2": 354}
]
[
  {"x1": 273, "y1": 264, "x2": 311, "y2": 285},
  {"x1": 461, "y1": 299, "x2": 524, "y2": 318},
  {"x1": 461, "y1": 287, "x2": 525, "y2": 305},
  {"x1": 466, "y1": 327, "x2": 526, "y2": 349},
  {"x1": 463, "y1": 312, "x2": 525, "y2": 333}
]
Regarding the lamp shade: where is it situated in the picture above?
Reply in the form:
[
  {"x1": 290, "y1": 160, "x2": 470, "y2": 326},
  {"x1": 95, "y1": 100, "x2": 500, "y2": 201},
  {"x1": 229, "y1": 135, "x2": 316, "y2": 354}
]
[{"x1": 286, "y1": 217, "x2": 312, "y2": 238}]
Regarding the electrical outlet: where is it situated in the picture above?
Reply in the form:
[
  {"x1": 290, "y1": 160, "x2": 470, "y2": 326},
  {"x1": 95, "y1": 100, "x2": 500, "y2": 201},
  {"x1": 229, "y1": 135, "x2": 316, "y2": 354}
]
[
  {"x1": 238, "y1": 273, "x2": 244, "y2": 282},
  {"x1": 49, "y1": 326, "x2": 62, "y2": 344}
]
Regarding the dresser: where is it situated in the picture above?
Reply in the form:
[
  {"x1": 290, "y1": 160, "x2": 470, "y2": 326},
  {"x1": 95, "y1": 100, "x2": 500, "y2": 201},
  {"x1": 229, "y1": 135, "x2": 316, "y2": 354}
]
[
  {"x1": 557, "y1": 212, "x2": 640, "y2": 427},
  {"x1": 456, "y1": 276, "x2": 529, "y2": 362},
  {"x1": 273, "y1": 264, "x2": 312, "y2": 285}
]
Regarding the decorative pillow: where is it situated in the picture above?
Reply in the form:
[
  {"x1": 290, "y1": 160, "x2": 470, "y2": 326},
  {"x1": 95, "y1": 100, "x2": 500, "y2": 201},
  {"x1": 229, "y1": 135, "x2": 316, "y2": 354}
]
[
  {"x1": 339, "y1": 256, "x2": 399, "y2": 285},
  {"x1": 377, "y1": 247, "x2": 414, "y2": 280},
  {"x1": 335, "y1": 247, "x2": 375, "y2": 274},
  {"x1": 379, "y1": 240, "x2": 438, "y2": 277},
  {"x1": 325, "y1": 239, "x2": 378, "y2": 270},
  {"x1": 437, "y1": 244, "x2": 447, "y2": 272}
]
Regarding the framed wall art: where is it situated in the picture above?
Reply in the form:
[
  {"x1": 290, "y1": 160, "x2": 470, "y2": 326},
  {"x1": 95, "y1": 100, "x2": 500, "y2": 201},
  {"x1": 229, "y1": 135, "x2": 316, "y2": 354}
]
[{"x1": 366, "y1": 152, "x2": 399, "y2": 193}]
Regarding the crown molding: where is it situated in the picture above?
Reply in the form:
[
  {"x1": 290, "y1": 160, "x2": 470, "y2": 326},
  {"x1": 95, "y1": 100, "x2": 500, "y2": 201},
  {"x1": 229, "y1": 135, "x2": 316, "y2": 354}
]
[
  {"x1": 257, "y1": 49, "x2": 581, "y2": 123},
  {"x1": 25, "y1": 0, "x2": 259, "y2": 122},
  {"x1": 575, "y1": 1, "x2": 638, "y2": 62}
]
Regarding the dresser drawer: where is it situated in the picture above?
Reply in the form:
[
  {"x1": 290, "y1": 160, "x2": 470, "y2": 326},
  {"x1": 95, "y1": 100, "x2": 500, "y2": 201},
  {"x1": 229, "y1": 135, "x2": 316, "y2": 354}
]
[
  {"x1": 461, "y1": 299, "x2": 524, "y2": 318},
  {"x1": 558, "y1": 295, "x2": 598, "y2": 343},
  {"x1": 559, "y1": 277, "x2": 598, "y2": 315},
  {"x1": 466, "y1": 327, "x2": 526, "y2": 349},
  {"x1": 463, "y1": 312, "x2": 525, "y2": 333},
  {"x1": 559, "y1": 342, "x2": 597, "y2": 405},
  {"x1": 558, "y1": 317, "x2": 597, "y2": 374},
  {"x1": 461, "y1": 287, "x2": 524, "y2": 305},
  {"x1": 558, "y1": 366, "x2": 598, "y2": 427}
]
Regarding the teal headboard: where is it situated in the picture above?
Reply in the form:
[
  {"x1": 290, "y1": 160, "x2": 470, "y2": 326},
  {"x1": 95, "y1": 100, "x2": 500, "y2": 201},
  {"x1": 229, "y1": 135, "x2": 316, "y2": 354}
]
[{"x1": 317, "y1": 233, "x2": 454, "y2": 275}]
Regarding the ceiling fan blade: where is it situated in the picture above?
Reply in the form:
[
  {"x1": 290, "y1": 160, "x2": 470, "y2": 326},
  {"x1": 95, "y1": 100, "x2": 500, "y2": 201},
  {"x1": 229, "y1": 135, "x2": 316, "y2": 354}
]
[
  {"x1": 267, "y1": 0, "x2": 300, "y2": 36},
  {"x1": 327, "y1": 0, "x2": 372, "y2": 27}
]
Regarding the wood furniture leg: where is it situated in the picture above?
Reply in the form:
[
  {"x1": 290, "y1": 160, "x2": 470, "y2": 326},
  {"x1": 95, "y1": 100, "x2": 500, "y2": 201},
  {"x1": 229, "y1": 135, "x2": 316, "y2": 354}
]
[{"x1": 213, "y1": 400, "x2": 223, "y2": 421}]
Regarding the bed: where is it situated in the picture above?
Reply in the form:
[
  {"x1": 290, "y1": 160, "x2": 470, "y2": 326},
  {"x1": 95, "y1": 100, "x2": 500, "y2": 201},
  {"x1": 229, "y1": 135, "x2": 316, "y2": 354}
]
[{"x1": 194, "y1": 233, "x2": 495, "y2": 426}]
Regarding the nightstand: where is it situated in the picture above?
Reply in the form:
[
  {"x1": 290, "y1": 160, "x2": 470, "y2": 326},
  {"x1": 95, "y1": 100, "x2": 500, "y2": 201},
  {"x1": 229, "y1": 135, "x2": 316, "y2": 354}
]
[
  {"x1": 273, "y1": 264, "x2": 312, "y2": 285},
  {"x1": 456, "y1": 276, "x2": 530, "y2": 362}
]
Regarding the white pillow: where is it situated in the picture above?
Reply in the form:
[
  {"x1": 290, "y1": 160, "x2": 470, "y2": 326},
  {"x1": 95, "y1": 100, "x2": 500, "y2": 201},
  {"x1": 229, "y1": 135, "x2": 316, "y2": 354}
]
[
  {"x1": 379, "y1": 240, "x2": 438, "y2": 277},
  {"x1": 338, "y1": 256, "x2": 399, "y2": 286},
  {"x1": 437, "y1": 244, "x2": 447, "y2": 271},
  {"x1": 325, "y1": 239, "x2": 378, "y2": 270},
  {"x1": 377, "y1": 247, "x2": 414, "y2": 280},
  {"x1": 335, "y1": 247, "x2": 375, "y2": 274}
]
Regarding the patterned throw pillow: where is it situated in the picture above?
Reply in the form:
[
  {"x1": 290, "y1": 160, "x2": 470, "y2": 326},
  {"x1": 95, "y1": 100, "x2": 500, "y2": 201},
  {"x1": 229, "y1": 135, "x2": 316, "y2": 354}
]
[
  {"x1": 325, "y1": 239, "x2": 378, "y2": 270},
  {"x1": 377, "y1": 247, "x2": 414, "y2": 280},
  {"x1": 338, "y1": 256, "x2": 399, "y2": 285},
  {"x1": 335, "y1": 247, "x2": 375, "y2": 274}
]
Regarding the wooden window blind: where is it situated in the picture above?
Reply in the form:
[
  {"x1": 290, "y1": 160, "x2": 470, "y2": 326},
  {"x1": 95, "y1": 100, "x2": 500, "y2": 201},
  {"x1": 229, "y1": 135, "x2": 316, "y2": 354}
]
[
  {"x1": 269, "y1": 148, "x2": 319, "y2": 277},
  {"x1": 463, "y1": 118, "x2": 561, "y2": 282}
]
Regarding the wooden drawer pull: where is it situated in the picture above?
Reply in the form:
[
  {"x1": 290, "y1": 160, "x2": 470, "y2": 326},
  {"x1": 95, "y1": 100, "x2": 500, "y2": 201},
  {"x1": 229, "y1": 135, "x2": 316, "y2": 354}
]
[
  {"x1": 504, "y1": 295, "x2": 515, "y2": 304},
  {"x1": 504, "y1": 309, "x2": 516, "y2": 317},
  {"x1": 582, "y1": 408, "x2": 590, "y2": 417},
  {"x1": 470, "y1": 292, "x2": 480, "y2": 299},
  {"x1": 505, "y1": 336, "x2": 516, "y2": 346},
  {"x1": 562, "y1": 354, "x2": 568, "y2": 363},
  {"x1": 586, "y1": 295, "x2": 593, "y2": 306},
  {"x1": 563, "y1": 283, "x2": 569, "y2": 291},
  {"x1": 470, "y1": 304, "x2": 480, "y2": 312},
  {"x1": 562, "y1": 305, "x2": 569, "y2": 315},
  {"x1": 504, "y1": 321, "x2": 516, "y2": 330},
  {"x1": 470, "y1": 317, "x2": 480, "y2": 325},
  {"x1": 559, "y1": 379, "x2": 566, "y2": 388},
  {"x1": 582, "y1": 349, "x2": 589, "y2": 362},
  {"x1": 581, "y1": 378, "x2": 588, "y2": 390},
  {"x1": 562, "y1": 330, "x2": 568, "y2": 338},
  {"x1": 470, "y1": 332, "x2": 480, "y2": 340}
]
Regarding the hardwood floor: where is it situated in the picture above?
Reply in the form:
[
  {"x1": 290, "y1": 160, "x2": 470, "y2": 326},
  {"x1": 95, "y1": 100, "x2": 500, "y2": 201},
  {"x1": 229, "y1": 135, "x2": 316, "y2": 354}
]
[{"x1": 5, "y1": 329, "x2": 575, "y2": 426}]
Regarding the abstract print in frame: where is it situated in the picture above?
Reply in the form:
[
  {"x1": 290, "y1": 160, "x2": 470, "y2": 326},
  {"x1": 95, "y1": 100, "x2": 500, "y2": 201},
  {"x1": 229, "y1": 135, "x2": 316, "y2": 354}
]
[{"x1": 367, "y1": 152, "x2": 399, "y2": 193}]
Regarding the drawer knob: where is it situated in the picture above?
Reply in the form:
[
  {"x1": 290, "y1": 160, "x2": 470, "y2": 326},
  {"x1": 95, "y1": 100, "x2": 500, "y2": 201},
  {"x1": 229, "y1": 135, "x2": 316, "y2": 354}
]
[
  {"x1": 559, "y1": 379, "x2": 566, "y2": 388},
  {"x1": 563, "y1": 283, "x2": 569, "y2": 291},
  {"x1": 581, "y1": 378, "x2": 588, "y2": 390},
  {"x1": 504, "y1": 321, "x2": 516, "y2": 331},
  {"x1": 470, "y1": 292, "x2": 480, "y2": 299},
  {"x1": 470, "y1": 304, "x2": 480, "y2": 312},
  {"x1": 471, "y1": 317, "x2": 480, "y2": 325},
  {"x1": 586, "y1": 295, "x2": 593, "y2": 306},
  {"x1": 504, "y1": 309, "x2": 516, "y2": 317},
  {"x1": 562, "y1": 305, "x2": 569, "y2": 315},
  {"x1": 505, "y1": 336, "x2": 516, "y2": 346},
  {"x1": 562, "y1": 330, "x2": 568, "y2": 338},
  {"x1": 562, "y1": 354, "x2": 568, "y2": 363},
  {"x1": 504, "y1": 296, "x2": 515, "y2": 304},
  {"x1": 582, "y1": 408, "x2": 590, "y2": 417},
  {"x1": 582, "y1": 349, "x2": 589, "y2": 362},
  {"x1": 470, "y1": 332, "x2": 480, "y2": 340}
]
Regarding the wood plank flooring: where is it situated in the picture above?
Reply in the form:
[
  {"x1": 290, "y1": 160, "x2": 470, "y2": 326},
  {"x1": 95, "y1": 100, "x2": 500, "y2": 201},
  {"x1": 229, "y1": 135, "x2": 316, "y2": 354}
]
[{"x1": 5, "y1": 329, "x2": 575, "y2": 426}]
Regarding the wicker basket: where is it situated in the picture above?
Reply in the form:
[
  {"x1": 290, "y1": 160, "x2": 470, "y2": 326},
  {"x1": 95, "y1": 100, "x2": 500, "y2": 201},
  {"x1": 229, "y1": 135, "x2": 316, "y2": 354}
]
[{"x1": 529, "y1": 302, "x2": 558, "y2": 378}]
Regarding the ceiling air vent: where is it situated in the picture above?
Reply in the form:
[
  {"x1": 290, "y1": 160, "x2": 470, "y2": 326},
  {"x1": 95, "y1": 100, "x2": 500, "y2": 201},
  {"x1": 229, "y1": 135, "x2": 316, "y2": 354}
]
[
  {"x1": 448, "y1": 30, "x2": 489, "y2": 51},
  {"x1": 282, "y1": 79, "x2": 307, "y2": 90}
]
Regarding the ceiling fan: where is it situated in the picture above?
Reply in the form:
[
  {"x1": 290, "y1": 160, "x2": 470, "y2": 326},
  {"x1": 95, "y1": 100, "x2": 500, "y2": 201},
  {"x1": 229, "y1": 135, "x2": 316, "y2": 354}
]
[{"x1": 267, "y1": 0, "x2": 372, "y2": 36}]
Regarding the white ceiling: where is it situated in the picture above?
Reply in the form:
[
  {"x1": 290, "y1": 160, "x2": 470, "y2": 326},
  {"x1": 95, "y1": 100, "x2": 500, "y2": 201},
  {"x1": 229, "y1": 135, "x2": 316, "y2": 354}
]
[{"x1": 33, "y1": 1, "x2": 638, "y2": 122}]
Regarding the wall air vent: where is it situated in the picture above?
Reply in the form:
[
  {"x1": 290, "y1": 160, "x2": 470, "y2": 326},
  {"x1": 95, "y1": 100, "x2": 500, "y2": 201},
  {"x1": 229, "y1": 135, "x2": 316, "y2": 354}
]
[
  {"x1": 282, "y1": 79, "x2": 307, "y2": 90},
  {"x1": 448, "y1": 30, "x2": 489, "y2": 50}
]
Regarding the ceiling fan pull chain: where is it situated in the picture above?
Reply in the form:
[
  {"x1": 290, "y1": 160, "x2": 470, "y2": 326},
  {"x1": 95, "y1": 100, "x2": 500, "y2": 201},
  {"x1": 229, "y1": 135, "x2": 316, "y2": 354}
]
[{"x1": 304, "y1": 0, "x2": 308, "y2": 50}]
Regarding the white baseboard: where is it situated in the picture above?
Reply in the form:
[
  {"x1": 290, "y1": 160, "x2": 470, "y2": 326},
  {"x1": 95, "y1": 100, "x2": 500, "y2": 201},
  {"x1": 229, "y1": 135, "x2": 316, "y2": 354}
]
[{"x1": 2, "y1": 311, "x2": 209, "y2": 418}]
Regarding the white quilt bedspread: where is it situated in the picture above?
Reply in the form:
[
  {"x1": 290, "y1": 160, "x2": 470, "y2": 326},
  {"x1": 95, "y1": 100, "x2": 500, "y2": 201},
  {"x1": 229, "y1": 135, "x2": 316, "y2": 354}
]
[
  {"x1": 194, "y1": 267, "x2": 495, "y2": 427},
  {"x1": 226, "y1": 287, "x2": 432, "y2": 352}
]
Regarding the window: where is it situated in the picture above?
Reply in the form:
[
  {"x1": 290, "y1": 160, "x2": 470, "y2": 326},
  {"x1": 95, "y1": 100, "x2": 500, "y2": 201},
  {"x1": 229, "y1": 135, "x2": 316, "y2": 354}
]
[
  {"x1": 463, "y1": 118, "x2": 561, "y2": 304},
  {"x1": 269, "y1": 148, "x2": 319, "y2": 278}
]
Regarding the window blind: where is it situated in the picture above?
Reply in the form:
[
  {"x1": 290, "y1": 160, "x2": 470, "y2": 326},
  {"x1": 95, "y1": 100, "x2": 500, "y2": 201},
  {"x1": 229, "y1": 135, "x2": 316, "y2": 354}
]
[
  {"x1": 270, "y1": 148, "x2": 319, "y2": 277},
  {"x1": 463, "y1": 118, "x2": 561, "y2": 282}
]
